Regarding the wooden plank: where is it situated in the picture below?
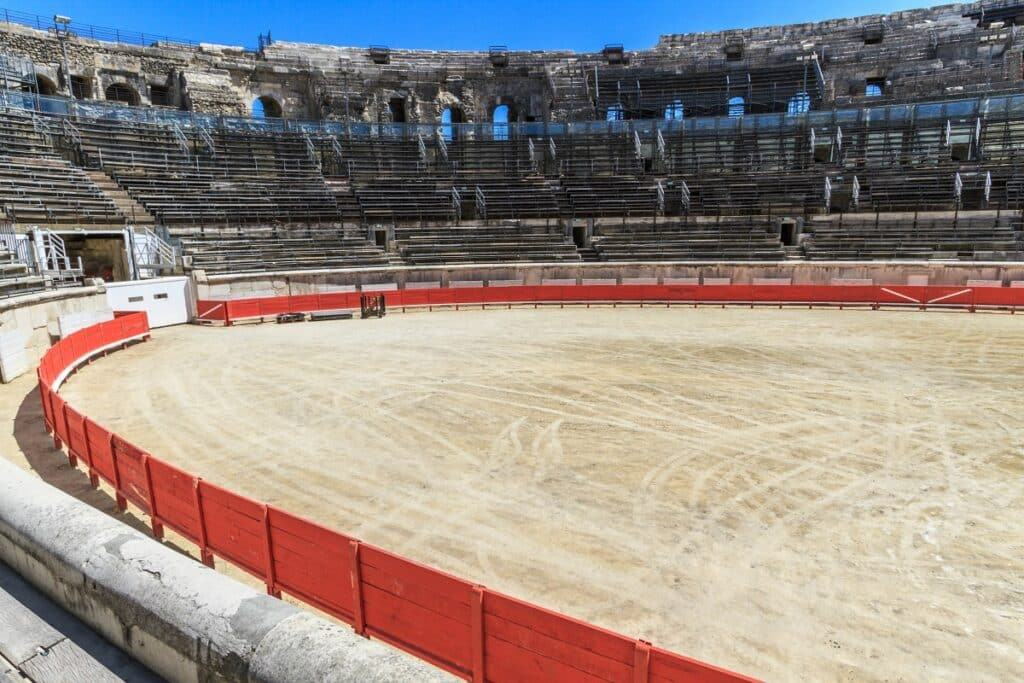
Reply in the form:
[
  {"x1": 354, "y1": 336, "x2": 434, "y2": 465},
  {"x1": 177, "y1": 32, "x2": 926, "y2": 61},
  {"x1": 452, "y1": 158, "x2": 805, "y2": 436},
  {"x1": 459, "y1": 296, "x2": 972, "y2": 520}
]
[
  {"x1": 0, "y1": 653, "x2": 29, "y2": 683},
  {"x1": 19, "y1": 639, "x2": 124, "y2": 683},
  {"x1": 0, "y1": 587, "x2": 63, "y2": 666}
]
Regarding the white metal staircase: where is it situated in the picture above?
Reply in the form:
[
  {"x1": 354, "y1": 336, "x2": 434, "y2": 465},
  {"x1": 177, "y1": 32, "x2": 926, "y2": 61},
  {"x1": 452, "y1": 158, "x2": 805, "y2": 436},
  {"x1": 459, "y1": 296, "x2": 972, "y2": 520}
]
[
  {"x1": 30, "y1": 228, "x2": 82, "y2": 285},
  {"x1": 131, "y1": 227, "x2": 177, "y2": 277}
]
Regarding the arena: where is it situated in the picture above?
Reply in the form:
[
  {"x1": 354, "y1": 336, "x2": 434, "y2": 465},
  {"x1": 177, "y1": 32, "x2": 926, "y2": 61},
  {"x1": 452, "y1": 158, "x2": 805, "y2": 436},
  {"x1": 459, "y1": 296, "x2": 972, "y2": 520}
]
[
  {"x1": 44, "y1": 306, "x2": 1023, "y2": 682},
  {"x1": 1, "y1": 0, "x2": 1024, "y2": 680}
]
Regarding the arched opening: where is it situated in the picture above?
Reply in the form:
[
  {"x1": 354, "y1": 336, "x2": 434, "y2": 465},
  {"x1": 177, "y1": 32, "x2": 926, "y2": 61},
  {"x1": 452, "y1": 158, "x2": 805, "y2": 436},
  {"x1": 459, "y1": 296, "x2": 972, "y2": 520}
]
[
  {"x1": 149, "y1": 83, "x2": 171, "y2": 107},
  {"x1": 865, "y1": 79, "x2": 884, "y2": 97},
  {"x1": 252, "y1": 95, "x2": 282, "y2": 119},
  {"x1": 441, "y1": 107, "x2": 464, "y2": 141},
  {"x1": 728, "y1": 96, "x2": 745, "y2": 117},
  {"x1": 70, "y1": 75, "x2": 92, "y2": 100},
  {"x1": 34, "y1": 75, "x2": 58, "y2": 96},
  {"x1": 104, "y1": 83, "x2": 140, "y2": 106},
  {"x1": 664, "y1": 99, "x2": 684, "y2": 120},
  {"x1": 389, "y1": 97, "x2": 407, "y2": 123},
  {"x1": 606, "y1": 103, "x2": 625, "y2": 121},
  {"x1": 492, "y1": 104, "x2": 510, "y2": 141},
  {"x1": 787, "y1": 91, "x2": 811, "y2": 115}
]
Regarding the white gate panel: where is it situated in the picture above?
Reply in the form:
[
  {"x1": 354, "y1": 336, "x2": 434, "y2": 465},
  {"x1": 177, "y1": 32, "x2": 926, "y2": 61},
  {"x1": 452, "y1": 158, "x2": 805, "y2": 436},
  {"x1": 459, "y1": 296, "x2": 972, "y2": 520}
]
[{"x1": 105, "y1": 277, "x2": 191, "y2": 327}]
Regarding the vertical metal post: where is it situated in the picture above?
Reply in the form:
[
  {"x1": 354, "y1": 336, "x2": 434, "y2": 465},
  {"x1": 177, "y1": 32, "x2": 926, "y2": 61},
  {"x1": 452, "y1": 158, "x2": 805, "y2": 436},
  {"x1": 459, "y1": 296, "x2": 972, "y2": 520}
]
[{"x1": 56, "y1": 21, "x2": 73, "y2": 99}]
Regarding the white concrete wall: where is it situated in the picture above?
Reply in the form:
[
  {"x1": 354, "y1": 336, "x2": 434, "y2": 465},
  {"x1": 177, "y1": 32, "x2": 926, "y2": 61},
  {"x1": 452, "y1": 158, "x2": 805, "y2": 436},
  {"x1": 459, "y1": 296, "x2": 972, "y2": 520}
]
[
  {"x1": 0, "y1": 285, "x2": 108, "y2": 383},
  {"x1": 105, "y1": 277, "x2": 192, "y2": 328}
]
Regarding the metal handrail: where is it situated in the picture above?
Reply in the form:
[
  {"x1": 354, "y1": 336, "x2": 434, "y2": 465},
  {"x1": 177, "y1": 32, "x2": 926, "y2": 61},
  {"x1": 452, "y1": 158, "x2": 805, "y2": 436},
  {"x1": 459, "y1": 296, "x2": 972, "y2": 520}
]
[{"x1": 0, "y1": 6, "x2": 202, "y2": 48}]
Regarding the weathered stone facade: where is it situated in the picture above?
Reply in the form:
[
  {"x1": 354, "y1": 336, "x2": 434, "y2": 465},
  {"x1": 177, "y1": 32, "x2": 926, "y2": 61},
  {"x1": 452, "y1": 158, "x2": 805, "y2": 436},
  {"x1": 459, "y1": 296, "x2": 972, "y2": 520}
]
[{"x1": 0, "y1": 2, "x2": 1021, "y2": 121}]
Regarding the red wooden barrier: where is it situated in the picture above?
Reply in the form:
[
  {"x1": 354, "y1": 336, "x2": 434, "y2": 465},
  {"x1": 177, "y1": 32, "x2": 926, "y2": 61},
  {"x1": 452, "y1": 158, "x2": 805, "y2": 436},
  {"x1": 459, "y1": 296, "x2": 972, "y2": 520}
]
[
  {"x1": 148, "y1": 458, "x2": 202, "y2": 544},
  {"x1": 266, "y1": 507, "x2": 357, "y2": 620},
  {"x1": 49, "y1": 392, "x2": 68, "y2": 450},
  {"x1": 483, "y1": 590, "x2": 636, "y2": 682},
  {"x1": 63, "y1": 404, "x2": 90, "y2": 471},
  {"x1": 359, "y1": 544, "x2": 475, "y2": 677},
  {"x1": 196, "y1": 283, "x2": 1024, "y2": 324},
  {"x1": 37, "y1": 309, "x2": 768, "y2": 682},
  {"x1": 197, "y1": 479, "x2": 268, "y2": 580},
  {"x1": 111, "y1": 435, "x2": 152, "y2": 514},
  {"x1": 38, "y1": 378, "x2": 53, "y2": 434},
  {"x1": 84, "y1": 418, "x2": 117, "y2": 488}
]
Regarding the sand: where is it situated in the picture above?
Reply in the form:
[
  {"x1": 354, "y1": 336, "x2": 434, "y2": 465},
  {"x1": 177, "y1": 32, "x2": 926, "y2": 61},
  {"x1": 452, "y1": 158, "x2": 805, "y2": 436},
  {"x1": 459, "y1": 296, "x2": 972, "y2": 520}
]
[{"x1": 13, "y1": 306, "x2": 1024, "y2": 681}]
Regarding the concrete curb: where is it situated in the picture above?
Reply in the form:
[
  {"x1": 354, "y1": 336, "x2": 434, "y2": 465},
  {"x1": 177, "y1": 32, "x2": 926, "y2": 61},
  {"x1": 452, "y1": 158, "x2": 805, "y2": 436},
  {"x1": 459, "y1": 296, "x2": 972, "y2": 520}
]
[{"x1": 0, "y1": 458, "x2": 457, "y2": 683}]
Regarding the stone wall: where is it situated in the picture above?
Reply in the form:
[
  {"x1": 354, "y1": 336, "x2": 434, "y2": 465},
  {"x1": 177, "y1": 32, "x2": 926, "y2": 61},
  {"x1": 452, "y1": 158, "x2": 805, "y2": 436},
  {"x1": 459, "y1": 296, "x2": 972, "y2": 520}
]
[
  {"x1": 1, "y1": 1, "x2": 1019, "y2": 122},
  {"x1": 0, "y1": 283, "x2": 109, "y2": 382}
]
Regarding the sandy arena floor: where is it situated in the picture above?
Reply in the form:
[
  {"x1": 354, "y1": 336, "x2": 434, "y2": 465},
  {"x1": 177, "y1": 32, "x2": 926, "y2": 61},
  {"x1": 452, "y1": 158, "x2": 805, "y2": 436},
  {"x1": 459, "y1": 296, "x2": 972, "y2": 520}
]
[{"x1": 41, "y1": 307, "x2": 1024, "y2": 681}]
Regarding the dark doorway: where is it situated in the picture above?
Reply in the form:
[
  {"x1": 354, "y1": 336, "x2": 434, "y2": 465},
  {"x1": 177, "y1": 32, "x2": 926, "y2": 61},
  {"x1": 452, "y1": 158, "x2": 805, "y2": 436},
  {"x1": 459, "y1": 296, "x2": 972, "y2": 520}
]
[
  {"x1": 572, "y1": 224, "x2": 587, "y2": 248},
  {"x1": 780, "y1": 221, "x2": 797, "y2": 246},
  {"x1": 389, "y1": 97, "x2": 407, "y2": 123}
]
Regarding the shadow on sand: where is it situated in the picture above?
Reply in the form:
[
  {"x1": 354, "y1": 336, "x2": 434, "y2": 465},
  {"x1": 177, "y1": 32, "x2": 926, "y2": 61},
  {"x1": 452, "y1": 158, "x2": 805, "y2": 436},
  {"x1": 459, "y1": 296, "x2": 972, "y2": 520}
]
[{"x1": 12, "y1": 383, "x2": 196, "y2": 561}]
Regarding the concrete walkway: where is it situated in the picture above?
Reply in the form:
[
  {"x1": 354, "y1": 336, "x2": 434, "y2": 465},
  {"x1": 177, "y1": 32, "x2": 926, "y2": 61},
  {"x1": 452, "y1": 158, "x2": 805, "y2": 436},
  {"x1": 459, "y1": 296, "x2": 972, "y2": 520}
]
[{"x1": 0, "y1": 559, "x2": 161, "y2": 683}]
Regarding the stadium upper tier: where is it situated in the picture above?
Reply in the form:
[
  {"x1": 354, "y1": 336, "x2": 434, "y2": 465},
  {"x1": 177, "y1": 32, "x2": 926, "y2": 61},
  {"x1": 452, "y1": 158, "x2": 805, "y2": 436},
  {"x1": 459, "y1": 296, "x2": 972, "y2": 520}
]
[
  {"x1": 1, "y1": 2, "x2": 1022, "y2": 122},
  {"x1": 1, "y1": 2, "x2": 1024, "y2": 273}
]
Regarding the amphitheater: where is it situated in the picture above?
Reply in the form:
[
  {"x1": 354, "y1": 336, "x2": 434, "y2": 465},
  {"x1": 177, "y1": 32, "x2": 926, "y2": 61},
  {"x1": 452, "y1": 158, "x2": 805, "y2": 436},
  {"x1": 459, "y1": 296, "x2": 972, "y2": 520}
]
[{"x1": 0, "y1": 2, "x2": 1022, "y2": 682}]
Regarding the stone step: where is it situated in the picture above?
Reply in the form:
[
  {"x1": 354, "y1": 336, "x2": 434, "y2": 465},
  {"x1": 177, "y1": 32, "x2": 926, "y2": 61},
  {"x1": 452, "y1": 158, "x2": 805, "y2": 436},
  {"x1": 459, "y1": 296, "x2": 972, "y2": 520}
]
[{"x1": 84, "y1": 171, "x2": 156, "y2": 225}]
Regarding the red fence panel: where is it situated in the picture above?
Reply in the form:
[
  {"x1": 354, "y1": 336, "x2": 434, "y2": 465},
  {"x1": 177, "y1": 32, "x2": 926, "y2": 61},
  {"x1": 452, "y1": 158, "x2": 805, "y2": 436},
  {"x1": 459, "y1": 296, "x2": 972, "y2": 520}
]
[
  {"x1": 286, "y1": 294, "x2": 320, "y2": 312},
  {"x1": 453, "y1": 287, "x2": 481, "y2": 304},
  {"x1": 65, "y1": 329, "x2": 90, "y2": 364},
  {"x1": 226, "y1": 299, "x2": 263, "y2": 321},
  {"x1": 393, "y1": 289, "x2": 432, "y2": 307},
  {"x1": 197, "y1": 480, "x2": 267, "y2": 579},
  {"x1": 196, "y1": 300, "x2": 229, "y2": 323},
  {"x1": 257, "y1": 297, "x2": 293, "y2": 317},
  {"x1": 483, "y1": 590, "x2": 635, "y2": 683},
  {"x1": 974, "y1": 286, "x2": 1024, "y2": 307},
  {"x1": 48, "y1": 342, "x2": 68, "y2": 382},
  {"x1": 49, "y1": 393, "x2": 68, "y2": 445},
  {"x1": 110, "y1": 435, "x2": 152, "y2": 513},
  {"x1": 266, "y1": 507, "x2": 357, "y2": 621},
  {"x1": 649, "y1": 646, "x2": 760, "y2": 683},
  {"x1": 317, "y1": 292, "x2": 360, "y2": 310},
  {"x1": 64, "y1": 404, "x2": 90, "y2": 467},
  {"x1": 360, "y1": 544, "x2": 475, "y2": 677},
  {"x1": 83, "y1": 418, "x2": 116, "y2": 486},
  {"x1": 38, "y1": 382, "x2": 53, "y2": 431},
  {"x1": 148, "y1": 458, "x2": 202, "y2": 544},
  {"x1": 202, "y1": 284, "x2": 1024, "y2": 324},
  {"x1": 118, "y1": 311, "x2": 150, "y2": 338}
]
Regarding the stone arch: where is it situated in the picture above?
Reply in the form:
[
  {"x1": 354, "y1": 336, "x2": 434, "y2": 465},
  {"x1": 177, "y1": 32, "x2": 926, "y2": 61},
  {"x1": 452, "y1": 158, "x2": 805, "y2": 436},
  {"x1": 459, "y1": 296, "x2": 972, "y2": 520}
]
[
  {"x1": 492, "y1": 103, "x2": 511, "y2": 140},
  {"x1": 105, "y1": 82, "x2": 140, "y2": 106},
  {"x1": 787, "y1": 91, "x2": 811, "y2": 115},
  {"x1": 728, "y1": 95, "x2": 745, "y2": 117},
  {"x1": 440, "y1": 106, "x2": 464, "y2": 141},
  {"x1": 664, "y1": 99, "x2": 685, "y2": 120},
  {"x1": 253, "y1": 95, "x2": 283, "y2": 118},
  {"x1": 34, "y1": 75, "x2": 58, "y2": 96}
]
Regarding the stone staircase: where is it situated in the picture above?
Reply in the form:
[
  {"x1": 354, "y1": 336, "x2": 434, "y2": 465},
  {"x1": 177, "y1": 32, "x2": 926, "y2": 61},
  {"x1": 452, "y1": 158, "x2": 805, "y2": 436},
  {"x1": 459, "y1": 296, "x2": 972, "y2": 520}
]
[{"x1": 85, "y1": 170, "x2": 155, "y2": 226}]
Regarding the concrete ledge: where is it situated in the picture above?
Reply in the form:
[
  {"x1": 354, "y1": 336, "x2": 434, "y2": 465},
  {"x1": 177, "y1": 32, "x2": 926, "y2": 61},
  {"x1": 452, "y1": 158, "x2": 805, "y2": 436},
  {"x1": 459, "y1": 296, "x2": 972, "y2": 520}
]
[
  {"x1": 0, "y1": 285, "x2": 104, "y2": 315},
  {"x1": 0, "y1": 459, "x2": 456, "y2": 683}
]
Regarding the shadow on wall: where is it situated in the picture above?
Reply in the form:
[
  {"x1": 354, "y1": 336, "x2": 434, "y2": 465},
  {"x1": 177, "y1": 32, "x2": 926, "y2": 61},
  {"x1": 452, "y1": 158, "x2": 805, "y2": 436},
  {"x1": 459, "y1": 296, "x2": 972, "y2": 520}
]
[{"x1": 11, "y1": 383, "x2": 194, "y2": 562}]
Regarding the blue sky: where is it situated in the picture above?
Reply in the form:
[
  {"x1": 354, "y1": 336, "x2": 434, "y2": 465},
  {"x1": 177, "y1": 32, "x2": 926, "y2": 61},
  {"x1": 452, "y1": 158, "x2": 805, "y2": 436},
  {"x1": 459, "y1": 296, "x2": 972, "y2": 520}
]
[{"x1": 4, "y1": 0, "x2": 931, "y2": 51}]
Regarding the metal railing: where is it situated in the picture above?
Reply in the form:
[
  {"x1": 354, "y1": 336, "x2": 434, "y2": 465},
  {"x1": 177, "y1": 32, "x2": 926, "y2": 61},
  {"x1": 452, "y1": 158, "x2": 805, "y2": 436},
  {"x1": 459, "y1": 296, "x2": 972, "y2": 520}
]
[
  {"x1": 0, "y1": 6, "x2": 201, "y2": 48},
  {"x1": 4, "y1": 87, "x2": 1024, "y2": 143},
  {"x1": 0, "y1": 220, "x2": 30, "y2": 264}
]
